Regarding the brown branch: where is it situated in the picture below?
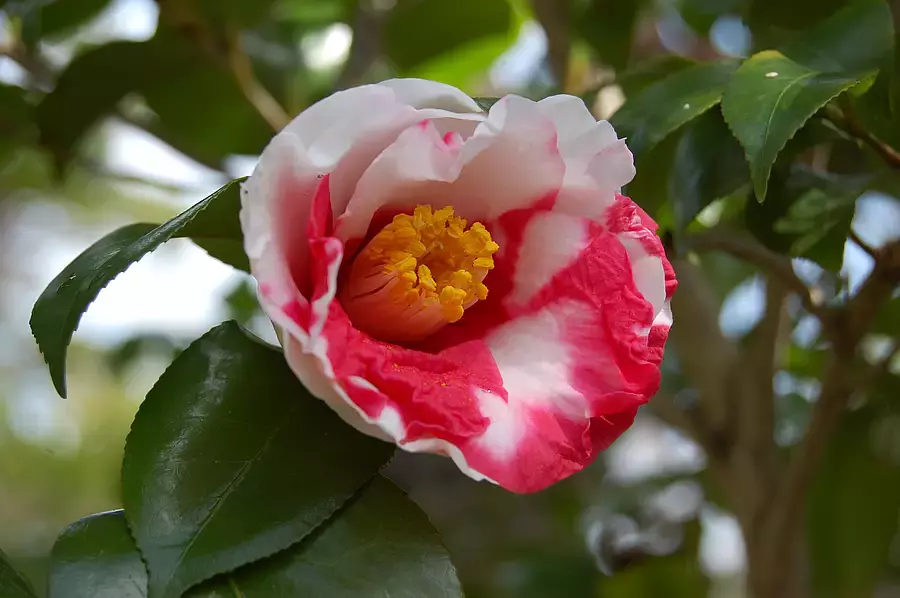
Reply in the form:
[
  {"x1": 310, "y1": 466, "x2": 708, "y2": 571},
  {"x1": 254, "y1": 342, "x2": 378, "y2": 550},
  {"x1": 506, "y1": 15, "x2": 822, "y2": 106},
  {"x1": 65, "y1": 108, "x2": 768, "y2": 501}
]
[
  {"x1": 226, "y1": 32, "x2": 290, "y2": 132},
  {"x1": 683, "y1": 230, "x2": 824, "y2": 318},
  {"x1": 335, "y1": 0, "x2": 383, "y2": 91},
  {"x1": 740, "y1": 280, "x2": 787, "y2": 458},
  {"x1": 756, "y1": 239, "x2": 900, "y2": 597},
  {"x1": 531, "y1": 0, "x2": 571, "y2": 89},
  {"x1": 825, "y1": 102, "x2": 900, "y2": 170},
  {"x1": 849, "y1": 229, "x2": 878, "y2": 259},
  {"x1": 669, "y1": 258, "x2": 738, "y2": 436}
]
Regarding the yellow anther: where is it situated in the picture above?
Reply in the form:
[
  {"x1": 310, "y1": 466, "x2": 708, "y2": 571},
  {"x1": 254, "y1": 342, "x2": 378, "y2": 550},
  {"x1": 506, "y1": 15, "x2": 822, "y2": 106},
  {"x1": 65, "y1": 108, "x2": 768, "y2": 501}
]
[{"x1": 340, "y1": 204, "x2": 500, "y2": 341}]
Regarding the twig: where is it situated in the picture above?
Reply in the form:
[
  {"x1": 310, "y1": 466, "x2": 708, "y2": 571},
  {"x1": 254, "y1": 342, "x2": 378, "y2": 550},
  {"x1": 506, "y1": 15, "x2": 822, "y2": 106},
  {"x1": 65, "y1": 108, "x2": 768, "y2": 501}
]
[
  {"x1": 226, "y1": 32, "x2": 290, "y2": 132},
  {"x1": 531, "y1": 0, "x2": 572, "y2": 89},
  {"x1": 683, "y1": 230, "x2": 824, "y2": 318},
  {"x1": 335, "y1": 0, "x2": 383, "y2": 91},
  {"x1": 825, "y1": 102, "x2": 900, "y2": 170},
  {"x1": 849, "y1": 229, "x2": 878, "y2": 259}
]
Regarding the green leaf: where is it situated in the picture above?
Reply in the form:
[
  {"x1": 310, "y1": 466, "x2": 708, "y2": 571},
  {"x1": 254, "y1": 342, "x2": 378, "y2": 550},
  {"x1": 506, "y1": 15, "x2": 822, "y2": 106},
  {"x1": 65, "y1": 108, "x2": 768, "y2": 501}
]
[
  {"x1": 624, "y1": 130, "x2": 681, "y2": 221},
  {"x1": 45, "y1": 480, "x2": 461, "y2": 598},
  {"x1": 473, "y1": 96, "x2": 500, "y2": 112},
  {"x1": 37, "y1": 41, "x2": 149, "y2": 168},
  {"x1": 37, "y1": 34, "x2": 270, "y2": 171},
  {"x1": 192, "y1": 477, "x2": 462, "y2": 598},
  {"x1": 873, "y1": 297, "x2": 900, "y2": 335},
  {"x1": 18, "y1": 0, "x2": 114, "y2": 45},
  {"x1": 616, "y1": 56, "x2": 695, "y2": 98},
  {"x1": 138, "y1": 31, "x2": 272, "y2": 166},
  {"x1": 122, "y1": 322, "x2": 395, "y2": 598},
  {"x1": 808, "y1": 406, "x2": 900, "y2": 598},
  {"x1": 30, "y1": 178, "x2": 247, "y2": 398},
  {"x1": 48, "y1": 511, "x2": 147, "y2": 598},
  {"x1": 721, "y1": 51, "x2": 866, "y2": 201},
  {"x1": 780, "y1": 0, "x2": 893, "y2": 74},
  {"x1": 0, "y1": 548, "x2": 37, "y2": 598},
  {"x1": 576, "y1": 0, "x2": 643, "y2": 71},
  {"x1": 774, "y1": 188, "x2": 856, "y2": 271},
  {"x1": 385, "y1": 0, "x2": 512, "y2": 72},
  {"x1": 670, "y1": 108, "x2": 749, "y2": 230},
  {"x1": 0, "y1": 83, "x2": 35, "y2": 142},
  {"x1": 610, "y1": 60, "x2": 738, "y2": 157}
]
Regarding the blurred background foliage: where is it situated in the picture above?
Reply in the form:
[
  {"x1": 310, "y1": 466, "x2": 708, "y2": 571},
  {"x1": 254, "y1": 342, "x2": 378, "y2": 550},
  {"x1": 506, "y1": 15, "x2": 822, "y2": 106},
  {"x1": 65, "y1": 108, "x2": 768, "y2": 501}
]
[{"x1": 0, "y1": 0, "x2": 899, "y2": 597}]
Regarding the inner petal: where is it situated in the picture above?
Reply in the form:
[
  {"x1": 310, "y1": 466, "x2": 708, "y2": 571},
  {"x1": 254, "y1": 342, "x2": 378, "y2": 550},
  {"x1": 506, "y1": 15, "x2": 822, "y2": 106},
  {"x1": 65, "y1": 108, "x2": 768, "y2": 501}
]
[{"x1": 339, "y1": 205, "x2": 499, "y2": 342}]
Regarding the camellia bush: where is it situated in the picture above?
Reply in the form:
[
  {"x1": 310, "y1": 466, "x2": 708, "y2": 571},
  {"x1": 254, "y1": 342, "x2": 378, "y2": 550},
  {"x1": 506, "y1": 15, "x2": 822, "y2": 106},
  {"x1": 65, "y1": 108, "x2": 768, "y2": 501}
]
[{"x1": 2, "y1": 1, "x2": 900, "y2": 598}]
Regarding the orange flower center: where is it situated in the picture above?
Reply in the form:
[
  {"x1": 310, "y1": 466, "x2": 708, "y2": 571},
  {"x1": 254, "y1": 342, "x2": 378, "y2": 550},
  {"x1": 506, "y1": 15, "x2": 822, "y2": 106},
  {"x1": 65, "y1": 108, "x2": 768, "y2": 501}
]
[{"x1": 340, "y1": 205, "x2": 499, "y2": 342}]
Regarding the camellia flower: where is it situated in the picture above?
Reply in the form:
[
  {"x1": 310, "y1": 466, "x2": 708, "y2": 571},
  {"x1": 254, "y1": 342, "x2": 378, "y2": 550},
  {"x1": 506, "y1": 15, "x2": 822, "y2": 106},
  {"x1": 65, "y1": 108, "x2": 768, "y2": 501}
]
[{"x1": 241, "y1": 79, "x2": 676, "y2": 493}]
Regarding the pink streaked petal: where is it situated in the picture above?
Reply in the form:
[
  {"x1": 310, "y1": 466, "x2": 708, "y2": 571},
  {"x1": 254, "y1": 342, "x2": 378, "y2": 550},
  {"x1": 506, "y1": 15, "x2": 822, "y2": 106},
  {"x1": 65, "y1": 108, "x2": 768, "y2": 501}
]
[
  {"x1": 507, "y1": 211, "x2": 590, "y2": 308},
  {"x1": 334, "y1": 120, "x2": 464, "y2": 243},
  {"x1": 453, "y1": 95, "x2": 566, "y2": 222},
  {"x1": 451, "y1": 303, "x2": 646, "y2": 493}
]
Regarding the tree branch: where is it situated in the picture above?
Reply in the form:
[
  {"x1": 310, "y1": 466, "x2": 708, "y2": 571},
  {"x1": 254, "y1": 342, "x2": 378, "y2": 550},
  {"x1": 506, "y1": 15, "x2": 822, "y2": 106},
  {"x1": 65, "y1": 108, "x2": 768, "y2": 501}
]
[
  {"x1": 849, "y1": 229, "x2": 878, "y2": 259},
  {"x1": 825, "y1": 102, "x2": 900, "y2": 170},
  {"x1": 226, "y1": 32, "x2": 290, "y2": 132},
  {"x1": 335, "y1": 0, "x2": 383, "y2": 91},
  {"x1": 531, "y1": 0, "x2": 571, "y2": 89},
  {"x1": 756, "y1": 238, "x2": 900, "y2": 597},
  {"x1": 669, "y1": 258, "x2": 738, "y2": 436},
  {"x1": 683, "y1": 230, "x2": 824, "y2": 318}
]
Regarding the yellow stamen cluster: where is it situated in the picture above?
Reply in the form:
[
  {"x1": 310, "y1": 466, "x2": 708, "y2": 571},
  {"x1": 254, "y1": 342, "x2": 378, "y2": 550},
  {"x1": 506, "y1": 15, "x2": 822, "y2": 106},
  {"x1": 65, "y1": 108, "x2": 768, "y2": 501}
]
[{"x1": 351, "y1": 205, "x2": 499, "y2": 324}]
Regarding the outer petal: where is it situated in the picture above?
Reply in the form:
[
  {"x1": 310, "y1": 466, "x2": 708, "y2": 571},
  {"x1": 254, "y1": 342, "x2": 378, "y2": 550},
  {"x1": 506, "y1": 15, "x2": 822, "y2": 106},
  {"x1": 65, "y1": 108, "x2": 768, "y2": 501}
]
[
  {"x1": 248, "y1": 87, "x2": 674, "y2": 494},
  {"x1": 335, "y1": 94, "x2": 566, "y2": 245}
]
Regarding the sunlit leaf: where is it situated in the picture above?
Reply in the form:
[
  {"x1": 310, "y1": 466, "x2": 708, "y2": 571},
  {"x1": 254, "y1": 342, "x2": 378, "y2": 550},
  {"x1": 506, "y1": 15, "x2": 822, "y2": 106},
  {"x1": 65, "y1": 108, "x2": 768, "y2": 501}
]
[
  {"x1": 30, "y1": 179, "x2": 247, "y2": 398},
  {"x1": 722, "y1": 51, "x2": 866, "y2": 201},
  {"x1": 611, "y1": 60, "x2": 738, "y2": 157}
]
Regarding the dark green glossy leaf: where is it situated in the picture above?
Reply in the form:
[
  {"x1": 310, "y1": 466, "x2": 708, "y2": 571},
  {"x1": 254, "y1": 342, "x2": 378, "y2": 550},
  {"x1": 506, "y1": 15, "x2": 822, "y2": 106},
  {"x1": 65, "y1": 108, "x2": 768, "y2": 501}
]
[
  {"x1": 385, "y1": 0, "x2": 512, "y2": 72},
  {"x1": 0, "y1": 547, "x2": 37, "y2": 598},
  {"x1": 780, "y1": 0, "x2": 893, "y2": 74},
  {"x1": 30, "y1": 179, "x2": 247, "y2": 398},
  {"x1": 670, "y1": 108, "x2": 749, "y2": 230},
  {"x1": 122, "y1": 322, "x2": 395, "y2": 598},
  {"x1": 48, "y1": 511, "x2": 147, "y2": 598},
  {"x1": 576, "y1": 0, "x2": 642, "y2": 71},
  {"x1": 808, "y1": 406, "x2": 900, "y2": 598},
  {"x1": 610, "y1": 60, "x2": 738, "y2": 157},
  {"x1": 721, "y1": 51, "x2": 866, "y2": 201},
  {"x1": 192, "y1": 477, "x2": 462, "y2": 598},
  {"x1": 624, "y1": 130, "x2": 681, "y2": 221}
]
